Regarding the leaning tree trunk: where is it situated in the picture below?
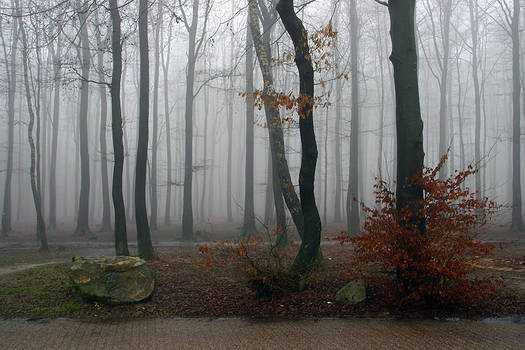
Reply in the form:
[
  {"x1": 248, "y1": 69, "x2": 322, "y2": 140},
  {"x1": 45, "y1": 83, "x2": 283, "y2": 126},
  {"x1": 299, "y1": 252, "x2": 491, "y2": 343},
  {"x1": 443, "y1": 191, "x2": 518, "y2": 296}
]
[
  {"x1": 248, "y1": 0, "x2": 304, "y2": 240},
  {"x1": 109, "y1": 0, "x2": 129, "y2": 256},
  {"x1": 75, "y1": 6, "x2": 92, "y2": 236},
  {"x1": 136, "y1": 0, "x2": 156, "y2": 259},
  {"x1": 276, "y1": 0, "x2": 322, "y2": 279},
  {"x1": 16, "y1": 0, "x2": 48, "y2": 251},
  {"x1": 1, "y1": 15, "x2": 18, "y2": 236}
]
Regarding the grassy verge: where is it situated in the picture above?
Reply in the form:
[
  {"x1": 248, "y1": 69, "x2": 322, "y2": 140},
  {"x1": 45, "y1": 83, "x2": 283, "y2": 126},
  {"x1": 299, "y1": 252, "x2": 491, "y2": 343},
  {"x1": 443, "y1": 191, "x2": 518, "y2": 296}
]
[{"x1": 0, "y1": 246, "x2": 524, "y2": 320}]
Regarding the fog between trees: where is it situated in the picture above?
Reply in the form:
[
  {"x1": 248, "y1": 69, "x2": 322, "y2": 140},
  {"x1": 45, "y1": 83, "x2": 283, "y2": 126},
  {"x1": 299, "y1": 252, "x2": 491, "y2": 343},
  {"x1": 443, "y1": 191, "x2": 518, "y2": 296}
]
[{"x1": 0, "y1": 0, "x2": 524, "y2": 251}]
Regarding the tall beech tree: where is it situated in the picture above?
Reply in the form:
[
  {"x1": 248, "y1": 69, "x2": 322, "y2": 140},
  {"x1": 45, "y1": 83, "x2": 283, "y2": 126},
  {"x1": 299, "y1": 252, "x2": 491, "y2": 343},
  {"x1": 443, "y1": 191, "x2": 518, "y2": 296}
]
[
  {"x1": 376, "y1": 0, "x2": 425, "y2": 228},
  {"x1": 16, "y1": 0, "x2": 48, "y2": 251},
  {"x1": 0, "y1": 12, "x2": 18, "y2": 236},
  {"x1": 180, "y1": 0, "x2": 210, "y2": 240},
  {"x1": 109, "y1": 0, "x2": 129, "y2": 256},
  {"x1": 276, "y1": 0, "x2": 322, "y2": 279},
  {"x1": 347, "y1": 0, "x2": 360, "y2": 235},
  {"x1": 47, "y1": 19, "x2": 62, "y2": 230},
  {"x1": 95, "y1": 8, "x2": 111, "y2": 232},
  {"x1": 242, "y1": 13, "x2": 256, "y2": 236},
  {"x1": 75, "y1": 2, "x2": 92, "y2": 236},
  {"x1": 136, "y1": 0, "x2": 156, "y2": 259}
]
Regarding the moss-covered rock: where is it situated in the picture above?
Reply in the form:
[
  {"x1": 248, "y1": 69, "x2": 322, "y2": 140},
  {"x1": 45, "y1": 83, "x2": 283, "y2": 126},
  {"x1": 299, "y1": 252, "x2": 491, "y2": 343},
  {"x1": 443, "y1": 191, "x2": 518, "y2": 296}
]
[
  {"x1": 335, "y1": 279, "x2": 366, "y2": 305},
  {"x1": 69, "y1": 256, "x2": 155, "y2": 304}
]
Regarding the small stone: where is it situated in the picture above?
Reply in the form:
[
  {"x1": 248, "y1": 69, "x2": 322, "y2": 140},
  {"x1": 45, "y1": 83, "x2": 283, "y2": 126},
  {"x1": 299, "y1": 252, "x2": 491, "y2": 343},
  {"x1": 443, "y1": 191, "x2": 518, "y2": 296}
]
[
  {"x1": 69, "y1": 256, "x2": 155, "y2": 305},
  {"x1": 335, "y1": 279, "x2": 366, "y2": 305}
]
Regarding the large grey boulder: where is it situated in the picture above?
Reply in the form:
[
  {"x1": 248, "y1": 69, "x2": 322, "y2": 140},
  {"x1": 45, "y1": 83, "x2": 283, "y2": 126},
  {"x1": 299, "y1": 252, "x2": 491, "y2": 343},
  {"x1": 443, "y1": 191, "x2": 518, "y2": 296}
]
[
  {"x1": 69, "y1": 256, "x2": 155, "y2": 304},
  {"x1": 335, "y1": 279, "x2": 366, "y2": 305}
]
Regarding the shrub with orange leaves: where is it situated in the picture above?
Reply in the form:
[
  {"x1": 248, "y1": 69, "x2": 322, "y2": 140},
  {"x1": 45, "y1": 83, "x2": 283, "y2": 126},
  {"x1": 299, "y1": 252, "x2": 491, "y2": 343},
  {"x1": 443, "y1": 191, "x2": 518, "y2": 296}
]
[{"x1": 337, "y1": 157, "x2": 503, "y2": 310}]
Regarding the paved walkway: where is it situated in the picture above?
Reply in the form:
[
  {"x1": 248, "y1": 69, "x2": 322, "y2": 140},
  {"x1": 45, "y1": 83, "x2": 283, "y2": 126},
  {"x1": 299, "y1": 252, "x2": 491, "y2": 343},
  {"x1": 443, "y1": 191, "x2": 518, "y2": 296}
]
[{"x1": 1, "y1": 318, "x2": 524, "y2": 349}]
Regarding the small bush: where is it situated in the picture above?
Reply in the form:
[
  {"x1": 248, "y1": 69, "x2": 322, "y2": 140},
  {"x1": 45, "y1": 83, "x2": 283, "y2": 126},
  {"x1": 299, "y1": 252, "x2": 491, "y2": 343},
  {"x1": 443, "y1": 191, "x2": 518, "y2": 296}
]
[
  {"x1": 198, "y1": 234, "x2": 295, "y2": 299},
  {"x1": 337, "y1": 157, "x2": 503, "y2": 310}
]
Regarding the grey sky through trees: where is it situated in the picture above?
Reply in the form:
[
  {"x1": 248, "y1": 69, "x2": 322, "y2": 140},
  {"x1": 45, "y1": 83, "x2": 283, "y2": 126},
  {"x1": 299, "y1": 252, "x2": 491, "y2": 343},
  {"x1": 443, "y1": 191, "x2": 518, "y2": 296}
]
[{"x1": 0, "y1": 0, "x2": 523, "y2": 244}]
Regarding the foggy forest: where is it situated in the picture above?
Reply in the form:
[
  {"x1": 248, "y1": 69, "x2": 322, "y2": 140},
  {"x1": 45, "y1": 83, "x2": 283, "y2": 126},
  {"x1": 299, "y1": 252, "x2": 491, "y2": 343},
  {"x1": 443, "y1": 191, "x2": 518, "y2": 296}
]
[{"x1": 0, "y1": 0, "x2": 524, "y2": 256}]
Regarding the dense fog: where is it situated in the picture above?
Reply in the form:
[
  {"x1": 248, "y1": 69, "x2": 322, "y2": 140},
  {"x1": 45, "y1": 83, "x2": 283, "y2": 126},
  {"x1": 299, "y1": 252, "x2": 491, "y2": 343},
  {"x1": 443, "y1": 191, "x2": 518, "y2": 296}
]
[{"x1": 0, "y1": 0, "x2": 523, "y2": 244}]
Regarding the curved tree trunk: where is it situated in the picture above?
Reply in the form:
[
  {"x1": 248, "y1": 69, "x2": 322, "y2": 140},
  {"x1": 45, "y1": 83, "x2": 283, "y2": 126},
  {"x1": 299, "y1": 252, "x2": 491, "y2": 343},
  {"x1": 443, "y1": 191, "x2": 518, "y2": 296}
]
[
  {"x1": 16, "y1": 0, "x2": 48, "y2": 251},
  {"x1": 276, "y1": 0, "x2": 321, "y2": 279}
]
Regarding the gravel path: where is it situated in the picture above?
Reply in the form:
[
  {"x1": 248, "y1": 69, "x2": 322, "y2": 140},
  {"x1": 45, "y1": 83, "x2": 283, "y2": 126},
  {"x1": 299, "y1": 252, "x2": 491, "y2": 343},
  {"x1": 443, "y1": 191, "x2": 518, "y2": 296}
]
[{"x1": 1, "y1": 317, "x2": 524, "y2": 349}]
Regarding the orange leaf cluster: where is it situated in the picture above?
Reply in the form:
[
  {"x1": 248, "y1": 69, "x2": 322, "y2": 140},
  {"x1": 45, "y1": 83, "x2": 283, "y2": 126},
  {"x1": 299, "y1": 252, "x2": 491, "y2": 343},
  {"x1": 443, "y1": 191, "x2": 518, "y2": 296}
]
[{"x1": 335, "y1": 156, "x2": 503, "y2": 309}]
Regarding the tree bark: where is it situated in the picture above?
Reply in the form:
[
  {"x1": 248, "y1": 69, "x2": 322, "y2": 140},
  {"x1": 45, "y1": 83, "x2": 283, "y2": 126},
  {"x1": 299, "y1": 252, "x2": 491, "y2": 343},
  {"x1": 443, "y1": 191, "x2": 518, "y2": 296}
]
[
  {"x1": 243, "y1": 14, "x2": 256, "y2": 236},
  {"x1": 75, "y1": 4, "x2": 92, "y2": 236},
  {"x1": 510, "y1": 0, "x2": 524, "y2": 231},
  {"x1": 95, "y1": 9, "x2": 111, "y2": 232},
  {"x1": 346, "y1": 0, "x2": 360, "y2": 235},
  {"x1": 387, "y1": 0, "x2": 425, "y2": 226},
  {"x1": 1, "y1": 14, "x2": 18, "y2": 236},
  {"x1": 136, "y1": 0, "x2": 156, "y2": 259},
  {"x1": 48, "y1": 27, "x2": 60, "y2": 230},
  {"x1": 276, "y1": 0, "x2": 322, "y2": 278},
  {"x1": 150, "y1": 0, "x2": 162, "y2": 231},
  {"x1": 16, "y1": 0, "x2": 48, "y2": 251},
  {"x1": 109, "y1": 0, "x2": 130, "y2": 256}
]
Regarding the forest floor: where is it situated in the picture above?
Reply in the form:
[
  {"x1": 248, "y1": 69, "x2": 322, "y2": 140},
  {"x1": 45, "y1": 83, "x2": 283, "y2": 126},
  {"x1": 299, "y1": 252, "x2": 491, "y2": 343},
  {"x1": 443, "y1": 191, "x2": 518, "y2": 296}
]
[{"x1": 1, "y1": 223, "x2": 525, "y2": 320}]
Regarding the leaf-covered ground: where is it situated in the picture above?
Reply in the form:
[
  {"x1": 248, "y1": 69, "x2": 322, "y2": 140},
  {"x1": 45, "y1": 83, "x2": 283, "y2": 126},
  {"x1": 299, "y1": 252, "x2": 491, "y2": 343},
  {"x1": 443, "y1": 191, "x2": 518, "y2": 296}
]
[{"x1": 0, "y1": 244, "x2": 524, "y2": 320}]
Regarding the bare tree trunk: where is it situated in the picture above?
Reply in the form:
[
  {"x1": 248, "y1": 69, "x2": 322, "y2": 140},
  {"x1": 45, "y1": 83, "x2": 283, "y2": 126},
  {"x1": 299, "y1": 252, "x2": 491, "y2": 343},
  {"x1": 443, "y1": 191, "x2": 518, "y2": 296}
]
[
  {"x1": 277, "y1": 0, "x2": 322, "y2": 279},
  {"x1": 109, "y1": 0, "x2": 130, "y2": 256},
  {"x1": 243, "y1": 15, "x2": 256, "y2": 236},
  {"x1": 75, "y1": 5, "x2": 92, "y2": 236},
  {"x1": 16, "y1": 0, "x2": 48, "y2": 251},
  {"x1": 150, "y1": 0, "x2": 162, "y2": 231},
  {"x1": 136, "y1": 0, "x2": 156, "y2": 259},
  {"x1": 48, "y1": 27, "x2": 61, "y2": 230},
  {"x1": 387, "y1": 0, "x2": 425, "y2": 228},
  {"x1": 95, "y1": 9, "x2": 111, "y2": 232},
  {"x1": 182, "y1": 0, "x2": 200, "y2": 240},
  {"x1": 346, "y1": 0, "x2": 360, "y2": 235},
  {"x1": 510, "y1": 0, "x2": 524, "y2": 231},
  {"x1": 1, "y1": 14, "x2": 18, "y2": 236},
  {"x1": 161, "y1": 13, "x2": 173, "y2": 227},
  {"x1": 468, "y1": 0, "x2": 481, "y2": 199}
]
